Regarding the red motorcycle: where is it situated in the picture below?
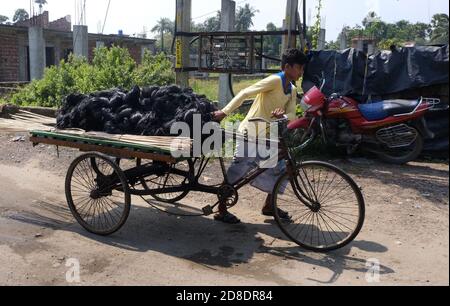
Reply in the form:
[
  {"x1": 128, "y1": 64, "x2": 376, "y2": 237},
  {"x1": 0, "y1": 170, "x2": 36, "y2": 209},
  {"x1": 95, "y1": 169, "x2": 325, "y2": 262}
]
[{"x1": 288, "y1": 79, "x2": 441, "y2": 164}]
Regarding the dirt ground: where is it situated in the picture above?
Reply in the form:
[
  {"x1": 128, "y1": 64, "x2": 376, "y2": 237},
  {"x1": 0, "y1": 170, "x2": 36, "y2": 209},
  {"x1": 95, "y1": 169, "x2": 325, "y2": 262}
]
[{"x1": 0, "y1": 114, "x2": 448, "y2": 286}]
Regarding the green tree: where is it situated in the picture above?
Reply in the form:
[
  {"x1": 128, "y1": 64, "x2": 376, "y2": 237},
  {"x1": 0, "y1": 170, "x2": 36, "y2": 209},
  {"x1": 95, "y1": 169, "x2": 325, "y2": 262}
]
[
  {"x1": 92, "y1": 46, "x2": 136, "y2": 90},
  {"x1": 135, "y1": 51, "x2": 175, "y2": 87},
  {"x1": 151, "y1": 18, "x2": 175, "y2": 53},
  {"x1": 35, "y1": 0, "x2": 47, "y2": 14},
  {"x1": 377, "y1": 38, "x2": 405, "y2": 51},
  {"x1": 0, "y1": 15, "x2": 9, "y2": 24},
  {"x1": 330, "y1": 12, "x2": 444, "y2": 51},
  {"x1": 324, "y1": 40, "x2": 340, "y2": 50},
  {"x1": 191, "y1": 21, "x2": 204, "y2": 32},
  {"x1": 393, "y1": 20, "x2": 415, "y2": 41},
  {"x1": 235, "y1": 3, "x2": 259, "y2": 31},
  {"x1": 311, "y1": 0, "x2": 323, "y2": 49},
  {"x1": 201, "y1": 12, "x2": 221, "y2": 32},
  {"x1": 13, "y1": 9, "x2": 29, "y2": 23},
  {"x1": 363, "y1": 12, "x2": 387, "y2": 41},
  {"x1": 413, "y1": 22, "x2": 432, "y2": 41},
  {"x1": 430, "y1": 13, "x2": 449, "y2": 44},
  {"x1": 362, "y1": 11, "x2": 380, "y2": 28},
  {"x1": 264, "y1": 22, "x2": 282, "y2": 56}
]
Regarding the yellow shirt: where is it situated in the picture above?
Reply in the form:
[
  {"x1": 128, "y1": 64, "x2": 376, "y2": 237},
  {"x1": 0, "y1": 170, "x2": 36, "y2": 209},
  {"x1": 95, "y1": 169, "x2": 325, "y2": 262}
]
[{"x1": 222, "y1": 73, "x2": 297, "y2": 137}]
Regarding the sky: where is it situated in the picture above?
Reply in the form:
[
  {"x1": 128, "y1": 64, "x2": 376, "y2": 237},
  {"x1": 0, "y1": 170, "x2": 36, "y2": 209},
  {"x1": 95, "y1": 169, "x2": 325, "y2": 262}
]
[{"x1": 1, "y1": 0, "x2": 448, "y2": 41}]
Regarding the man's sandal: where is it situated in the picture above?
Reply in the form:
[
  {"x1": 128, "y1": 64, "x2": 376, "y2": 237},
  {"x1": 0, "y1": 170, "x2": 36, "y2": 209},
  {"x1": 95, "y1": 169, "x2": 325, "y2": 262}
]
[
  {"x1": 262, "y1": 208, "x2": 291, "y2": 220},
  {"x1": 214, "y1": 212, "x2": 241, "y2": 224}
]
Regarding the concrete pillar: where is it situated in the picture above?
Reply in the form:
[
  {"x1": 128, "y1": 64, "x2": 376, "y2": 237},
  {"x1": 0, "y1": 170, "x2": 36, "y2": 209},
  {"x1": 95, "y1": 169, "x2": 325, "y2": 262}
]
[
  {"x1": 317, "y1": 28, "x2": 326, "y2": 50},
  {"x1": 367, "y1": 43, "x2": 375, "y2": 55},
  {"x1": 175, "y1": 0, "x2": 191, "y2": 88},
  {"x1": 356, "y1": 40, "x2": 364, "y2": 52},
  {"x1": 73, "y1": 25, "x2": 89, "y2": 58},
  {"x1": 18, "y1": 35, "x2": 28, "y2": 81},
  {"x1": 340, "y1": 31, "x2": 347, "y2": 50},
  {"x1": 28, "y1": 26, "x2": 45, "y2": 80},
  {"x1": 18, "y1": 46, "x2": 28, "y2": 81},
  {"x1": 282, "y1": 0, "x2": 298, "y2": 52},
  {"x1": 54, "y1": 39, "x2": 62, "y2": 65},
  {"x1": 219, "y1": 0, "x2": 236, "y2": 107}
]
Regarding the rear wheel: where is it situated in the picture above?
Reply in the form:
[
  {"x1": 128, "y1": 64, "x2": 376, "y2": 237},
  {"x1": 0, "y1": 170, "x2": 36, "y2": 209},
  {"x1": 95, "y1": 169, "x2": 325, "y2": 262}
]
[
  {"x1": 272, "y1": 161, "x2": 365, "y2": 252},
  {"x1": 90, "y1": 156, "x2": 121, "y2": 176},
  {"x1": 66, "y1": 153, "x2": 131, "y2": 235},
  {"x1": 375, "y1": 132, "x2": 423, "y2": 164},
  {"x1": 140, "y1": 159, "x2": 194, "y2": 203}
]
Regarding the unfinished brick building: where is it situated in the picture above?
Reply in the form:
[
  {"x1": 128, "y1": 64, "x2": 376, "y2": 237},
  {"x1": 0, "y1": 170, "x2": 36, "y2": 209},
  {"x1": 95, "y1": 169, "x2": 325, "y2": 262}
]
[{"x1": 0, "y1": 11, "x2": 156, "y2": 82}]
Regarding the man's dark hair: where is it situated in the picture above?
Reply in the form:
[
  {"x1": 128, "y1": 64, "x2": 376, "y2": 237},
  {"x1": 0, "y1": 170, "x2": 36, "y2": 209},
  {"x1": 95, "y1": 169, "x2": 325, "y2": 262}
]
[{"x1": 281, "y1": 48, "x2": 308, "y2": 69}]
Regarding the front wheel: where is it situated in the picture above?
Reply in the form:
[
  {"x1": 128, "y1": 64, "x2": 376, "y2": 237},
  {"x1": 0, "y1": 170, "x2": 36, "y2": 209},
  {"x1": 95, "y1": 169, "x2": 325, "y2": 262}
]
[{"x1": 272, "y1": 161, "x2": 365, "y2": 252}]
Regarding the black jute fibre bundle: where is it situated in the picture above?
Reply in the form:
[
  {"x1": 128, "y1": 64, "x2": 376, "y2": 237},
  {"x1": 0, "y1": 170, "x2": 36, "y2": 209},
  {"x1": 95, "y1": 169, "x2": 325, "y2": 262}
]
[{"x1": 56, "y1": 85, "x2": 218, "y2": 137}]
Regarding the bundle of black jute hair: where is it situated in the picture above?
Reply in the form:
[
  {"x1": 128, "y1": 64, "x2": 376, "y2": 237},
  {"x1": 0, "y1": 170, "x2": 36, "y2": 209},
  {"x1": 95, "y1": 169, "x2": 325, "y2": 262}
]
[{"x1": 56, "y1": 85, "x2": 218, "y2": 137}]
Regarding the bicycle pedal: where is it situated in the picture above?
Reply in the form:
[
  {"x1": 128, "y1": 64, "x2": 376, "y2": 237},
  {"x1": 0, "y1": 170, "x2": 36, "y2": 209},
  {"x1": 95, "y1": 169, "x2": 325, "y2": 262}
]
[{"x1": 202, "y1": 205, "x2": 213, "y2": 216}]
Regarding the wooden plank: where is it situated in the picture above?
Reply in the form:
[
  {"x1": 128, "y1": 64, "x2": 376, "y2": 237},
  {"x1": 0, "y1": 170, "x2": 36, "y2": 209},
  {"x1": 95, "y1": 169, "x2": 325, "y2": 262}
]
[
  {"x1": 30, "y1": 130, "x2": 179, "y2": 155},
  {"x1": 83, "y1": 132, "x2": 192, "y2": 151},
  {"x1": 47, "y1": 129, "x2": 192, "y2": 152},
  {"x1": 29, "y1": 136, "x2": 178, "y2": 163}
]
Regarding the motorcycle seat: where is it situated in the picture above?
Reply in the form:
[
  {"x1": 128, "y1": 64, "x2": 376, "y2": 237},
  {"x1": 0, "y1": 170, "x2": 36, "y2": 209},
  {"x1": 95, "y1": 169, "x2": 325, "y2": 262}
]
[{"x1": 358, "y1": 99, "x2": 420, "y2": 121}]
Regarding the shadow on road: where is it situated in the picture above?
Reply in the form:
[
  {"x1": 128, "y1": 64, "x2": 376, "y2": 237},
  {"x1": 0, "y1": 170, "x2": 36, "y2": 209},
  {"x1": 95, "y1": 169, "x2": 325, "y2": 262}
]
[{"x1": 7, "y1": 197, "x2": 394, "y2": 284}]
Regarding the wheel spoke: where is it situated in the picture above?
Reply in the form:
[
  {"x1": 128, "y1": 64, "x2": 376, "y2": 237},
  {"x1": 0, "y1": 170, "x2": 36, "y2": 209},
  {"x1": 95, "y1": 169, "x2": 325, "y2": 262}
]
[
  {"x1": 67, "y1": 154, "x2": 130, "y2": 235},
  {"x1": 272, "y1": 162, "x2": 364, "y2": 251}
]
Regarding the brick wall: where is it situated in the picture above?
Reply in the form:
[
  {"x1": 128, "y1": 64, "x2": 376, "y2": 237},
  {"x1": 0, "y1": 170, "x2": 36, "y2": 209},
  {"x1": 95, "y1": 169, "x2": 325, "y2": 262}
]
[
  {"x1": 86, "y1": 41, "x2": 148, "y2": 64},
  {"x1": 88, "y1": 40, "x2": 96, "y2": 62},
  {"x1": 14, "y1": 11, "x2": 70, "y2": 31},
  {"x1": 127, "y1": 44, "x2": 142, "y2": 64},
  {"x1": 15, "y1": 11, "x2": 49, "y2": 28},
  {"x1": 48, "y1": 16, "x2": 71, "y2": 32},
  {"x1": 0, "y1": 30, "x2": 19, "y2": 82}
]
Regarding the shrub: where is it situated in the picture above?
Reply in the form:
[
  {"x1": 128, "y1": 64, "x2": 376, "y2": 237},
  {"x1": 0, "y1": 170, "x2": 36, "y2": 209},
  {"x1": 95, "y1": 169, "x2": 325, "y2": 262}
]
[
  {"x1": 134, "y1": 51, "x2": 175, "y2": 87},
  {"x1": 92, "y1": 46, "x2": 136, "y2": 90},
  {"x1": 9, "y1": 46, "x2": 175, "y2": 107},
  {"x1": 221, "y1": 112, "x2": 246, "y2": 129}
]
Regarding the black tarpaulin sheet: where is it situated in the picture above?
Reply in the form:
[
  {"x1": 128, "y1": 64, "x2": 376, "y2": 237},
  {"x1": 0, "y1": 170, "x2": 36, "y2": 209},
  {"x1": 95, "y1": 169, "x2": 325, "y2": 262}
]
[{"x1": 303, "y1": 45, "x2": 449, "y2": 97}]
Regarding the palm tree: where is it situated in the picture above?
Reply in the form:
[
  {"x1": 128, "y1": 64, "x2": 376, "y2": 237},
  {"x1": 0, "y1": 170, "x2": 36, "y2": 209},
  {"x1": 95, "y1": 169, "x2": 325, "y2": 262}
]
[
  {"x1": 151, "y1": 18, "x2": 175, "y2": 53},
  {"x1": 35, "y1": 0, "x2": 47, "y2": 15},
  {"x1": 235, "y1": 4, "x2": 259, "y2": 32}
]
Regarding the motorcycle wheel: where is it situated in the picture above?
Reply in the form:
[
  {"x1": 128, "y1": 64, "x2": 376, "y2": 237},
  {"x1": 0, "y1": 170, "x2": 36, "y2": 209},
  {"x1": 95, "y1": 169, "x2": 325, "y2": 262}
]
[
  {"x1": 288, "y1": 128, "x2": 316, "y2": 150},
  {"x1": 375, "y1": 132, "x2": 424, "y2": 164}
]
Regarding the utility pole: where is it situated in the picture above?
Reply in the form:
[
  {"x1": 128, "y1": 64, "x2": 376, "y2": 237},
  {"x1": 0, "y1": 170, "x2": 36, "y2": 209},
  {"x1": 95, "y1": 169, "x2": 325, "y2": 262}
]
[
  {"x1": 73, "y1": 0, "x2": 88, "y2": 59},
  {"x1": 219, "y1": 0, "x2": 236, "y2": 107},
  {"x1": 340, "y1": 30, "x2": 347, "y2": 50},
  {"x1": 282, "y1": 0, "x2": 299, "y2": 52},
  {"x1": 175, "y1": 0, "x2": 191, "y2": 88},
  {"x1": 317, "y1": 28, "x2": 326, "y2": 50}
]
